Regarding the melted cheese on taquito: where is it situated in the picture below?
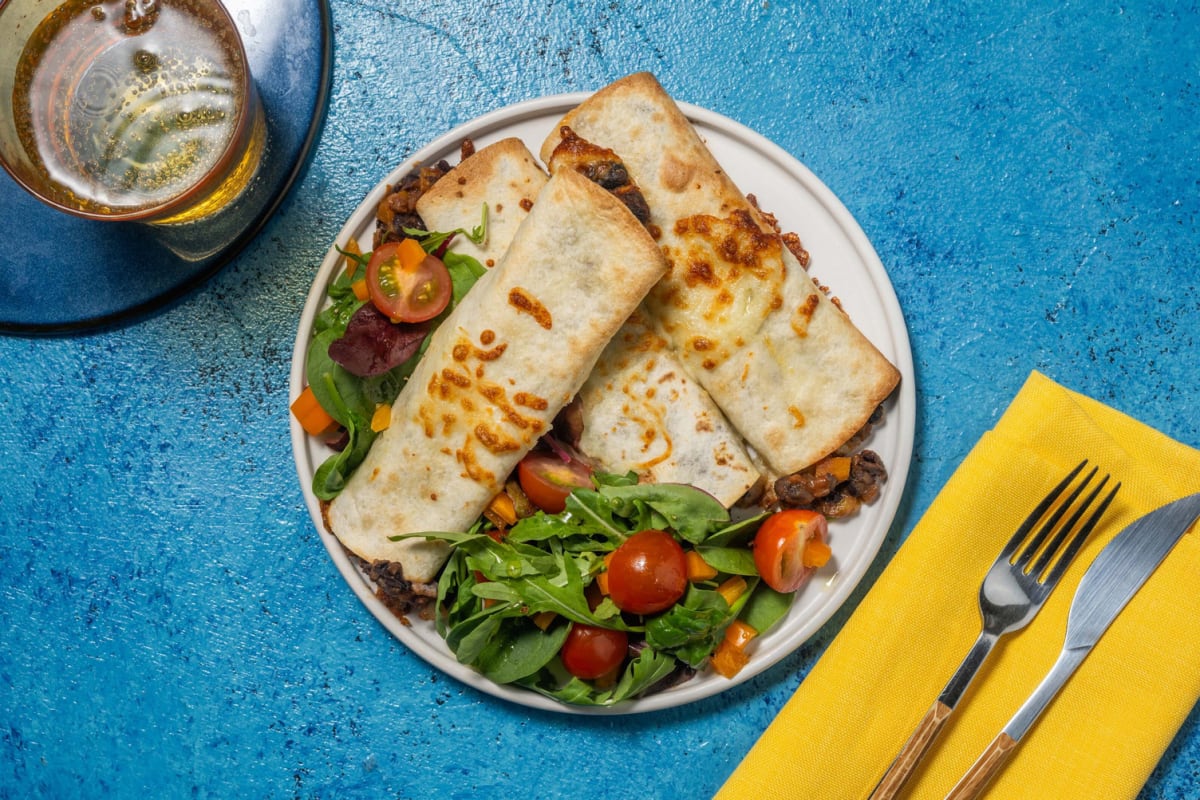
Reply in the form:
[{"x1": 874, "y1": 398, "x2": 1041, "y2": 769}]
[
  {"x1": 540, "y1": 72, "x2": 900, "y2": 476},
  {"x1": 417, "y1": 139, "x2": 759, "y2": 507},
  {"x1": 326, "y1": 168, "x2": 667, "y2": 580}
]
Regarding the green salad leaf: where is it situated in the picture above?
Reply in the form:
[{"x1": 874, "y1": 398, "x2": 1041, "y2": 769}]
[
  {"x1": 596, "y1": 483, "x2": 730, "y2": 544},
  {"x1": 306, "y1": 233, "x2": 487, "y2": 501},
  {"x1": 395, "y1": 478, "x2": 801, "y2": 706}
]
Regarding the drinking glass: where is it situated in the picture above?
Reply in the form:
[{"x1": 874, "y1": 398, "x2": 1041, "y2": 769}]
[{"x1": 0, "y1": 0, "x2": 265, "y2": 225}]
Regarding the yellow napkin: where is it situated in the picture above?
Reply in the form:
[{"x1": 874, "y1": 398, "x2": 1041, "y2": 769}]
[{"x1": 716, "y1": 371, "x2": 1200, "y2": 800}]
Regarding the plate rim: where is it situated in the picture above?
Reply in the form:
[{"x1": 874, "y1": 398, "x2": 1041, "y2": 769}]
[{"x1": 289, "y1": 91, "x2": 915, "y2": 715}]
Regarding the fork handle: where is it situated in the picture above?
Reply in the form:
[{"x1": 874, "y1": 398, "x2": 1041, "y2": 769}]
[
  {"x1": 943, "y1": 733, "x2": 1018, "y2": 800},
  {"x1": 867, "y1": 700, "x2": 954, "y2": 800}
]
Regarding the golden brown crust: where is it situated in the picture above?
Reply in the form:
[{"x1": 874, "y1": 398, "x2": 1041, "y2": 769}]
[
  {"x1": 423, "y1": 136, "x2": 761, "y2": 508},
  {"x1": 415, "y1": 137, "x2": 548, "y2": 268},
  {"x1": 327, "y1": 169, "x2": 667, "y2": 578},
  {"x1": 541, "y1": 73, "x2": 900, "y2": 475}
]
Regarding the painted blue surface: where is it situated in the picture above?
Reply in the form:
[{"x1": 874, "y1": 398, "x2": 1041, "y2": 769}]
[{"x1": 1, "y1": 1, "x2": 1198, "y2": 797}]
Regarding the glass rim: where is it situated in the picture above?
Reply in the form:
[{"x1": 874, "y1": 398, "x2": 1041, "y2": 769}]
[{"x1": 0, "y1": 0, "x2": 259, "y2": 223}]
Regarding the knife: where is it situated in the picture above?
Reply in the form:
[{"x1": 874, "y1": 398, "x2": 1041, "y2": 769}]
[{"x1": 944, "y1": 492, "x2": 1200, "y2": 800}]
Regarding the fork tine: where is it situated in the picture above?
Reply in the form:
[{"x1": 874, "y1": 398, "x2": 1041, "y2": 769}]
[
  {"x1": 997, "y1": 459, "x2": 1089, "y2": 560},
  {"x1": 1029, "y1": 473, "x2": 1110, "y2": 577},
  {"x1": 1040, "y1": 480, "x2": 1121, "y2": 586},
  {"x1": 1012, "y1": 464, "x2": 1097, "y2": 571}
]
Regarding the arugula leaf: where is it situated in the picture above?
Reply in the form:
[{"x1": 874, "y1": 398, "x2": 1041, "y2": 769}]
[
  {"x1": 402, "y1": 203, "x2": 489, "y2": 251},
  {"x1": 403, "y1": 529, "x2": 634, "y2": 630},
  {"x1": 644, "y1": 584, "x2": 735, "y2": 667},
  {"x1": 506, "y1": 510, "x2": 606, "y2": 545},
  {"x1": 517, "y1": 644, "x2": 679, "y2": 706},
  {"x1": 607, "y1": 646, "x2": 679, "y2": 703},
  {"x1": 436, "y1": 547, "x2": 475, "y2": 638},
  {"x1": 561, "y1": 489, "x2": 631, "y2": 543}
]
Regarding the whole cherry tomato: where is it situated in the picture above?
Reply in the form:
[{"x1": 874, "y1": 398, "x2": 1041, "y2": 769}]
[
  {"x1": 606, "y1": 529, "x2": 688, "y2": 615},
  {"x1": 560, "y1": 623, "x2": 628, "y2": 680}
]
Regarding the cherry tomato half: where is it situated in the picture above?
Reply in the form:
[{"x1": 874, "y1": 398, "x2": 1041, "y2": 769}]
[
  {"x1": 366, "y1": 239, "x2": 452, "y2": 323},
  {"x1": 516, "y1": 452, "x2": 593, "y2": 514},
  {"x1": 607, "y1": 529, "x2": 688, "y2": 615},
  {"x1": 752, "y1": 509, "x2": 830, "y2": 593},
  {"x1": 560, "y1": 623, "x2": 628, "y2": 680}
]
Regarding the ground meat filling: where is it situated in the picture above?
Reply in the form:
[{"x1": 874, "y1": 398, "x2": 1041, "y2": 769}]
[
  {"x1": 546, "y1": 126, "x2": 652, "y2": 226},
  {"x1": 773, "y1": 449, "x2": 887, "y2": 516},
  {"x1": 767, "y1": 406, "x2": 889, "y2": 518},
  {"x1": 360, "y1": 558, "x2": 438, "y2": 622},
  {"x1": 372, "y1": 140, "x2": 476, "y2": 248}
]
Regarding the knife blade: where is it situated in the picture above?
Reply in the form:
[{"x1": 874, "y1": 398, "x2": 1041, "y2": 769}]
[{"x1": 945, "y1": 492, "x2": 1200, "y2": 800}]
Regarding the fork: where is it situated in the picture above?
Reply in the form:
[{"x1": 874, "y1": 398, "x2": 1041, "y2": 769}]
[{"x1": 867, "y1": 459, "x2": 1118, "y2": 800}]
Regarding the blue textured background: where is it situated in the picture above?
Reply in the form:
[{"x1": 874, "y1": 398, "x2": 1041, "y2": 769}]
[{"x1": 2, "y1": 1, "x2": 1198, "y2": 797}]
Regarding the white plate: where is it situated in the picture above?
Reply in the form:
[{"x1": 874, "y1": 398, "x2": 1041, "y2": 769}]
[{"x1": 289, "y1": 93, "x2": 916, "y2": 714}]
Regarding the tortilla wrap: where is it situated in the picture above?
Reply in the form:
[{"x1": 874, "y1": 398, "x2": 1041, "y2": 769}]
[
  {"x1": 418, "y1": 139, "x2": 760, "y2": 506},
  {"x1": 540, "y1": 72, "x2": 901, "y2": 476},
  {"x1": 415, "y1": 138, "x2": 545, "y2": 269},
  {"x1": 575, "y1": 309, "x2": 760, "y2": 503},
  {"x1": 327, "y1": 168, "x2": 667, "y2": 580}
]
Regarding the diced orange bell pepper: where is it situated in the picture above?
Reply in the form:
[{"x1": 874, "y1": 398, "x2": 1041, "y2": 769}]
[
  {"x1": 290, "y1": 385, "x2": 337, "y2": 437},
  {"x1": 712, "y1": 620, "x2": 759, "y2": 679},
  {"x1": 686, "y1": 550, "x2": 718, "y2": 582},
  {"x1": 716, "y1": 575, "x2": 748, "y2": 608},
  {"x1": 802, "y1": 538, "x2": 833, "y2": 569},
  {"x1": 813, "y1": 455, "x2": 852, "y2": 483},
  {"x1": 370, "y1": 403, "x2": 392, "y2": 432},
  {"x1": 396, "y1": 236, "x2": 427, "y2": 270},
  {"x1": 532, "y1": 611, "x2": 557, "y2": 631},
  {"x1": 487, "y1": 492, "x2": 518, "y2": 527},
  {"x1": 595, "y1": 552, "x2": 615, "y2": 596}
]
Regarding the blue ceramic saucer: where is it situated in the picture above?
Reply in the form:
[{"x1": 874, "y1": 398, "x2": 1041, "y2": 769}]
[{"x1": 0, "y1": 0, "x2": 331, "y2": 335}]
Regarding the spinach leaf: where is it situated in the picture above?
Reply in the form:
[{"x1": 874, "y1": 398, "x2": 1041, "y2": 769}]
[
  {"x1": 598, "y1": 483, "x2": 730, "y2": 544},
  {"x1": 704, "y1": 511, "x2": 770, "y2": 548},
  {"x1": 695, "y1": 545, "x2": 759, "y2": 576},
  {"x1": 444, "y1": 251, "x2": 487, "y2": 304},
  {"x1": 304, "y1": 241, "x2": 487, "y2": 501},
  {"x1": 593, "y1": 471, "x2": 640, "y2": 488},
  {"x1": 474, "y1": 618, "x2": 570, "y2": 684},
  {"x1": 740, "y1": 583, "x2": 795, "y2": 636}
]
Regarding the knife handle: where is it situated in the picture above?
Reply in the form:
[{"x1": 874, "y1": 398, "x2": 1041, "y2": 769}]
[
  {"x1": 944, "y1": 732, "x2": 1019, "y2": 800},
  {"x1": 868, "y1": 700, "x2": 954, "y2": 800}
]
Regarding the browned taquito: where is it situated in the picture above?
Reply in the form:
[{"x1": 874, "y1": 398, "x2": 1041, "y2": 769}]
[
  {"x1": 326, "y1": 168, "x2": 667, "y2": 581},
  {"x1": 541, "y1": 72, "x2": 900, "y2": 477},
  {"x1": 417, "y1": 138, "x2": 760, "y2": 507}
]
